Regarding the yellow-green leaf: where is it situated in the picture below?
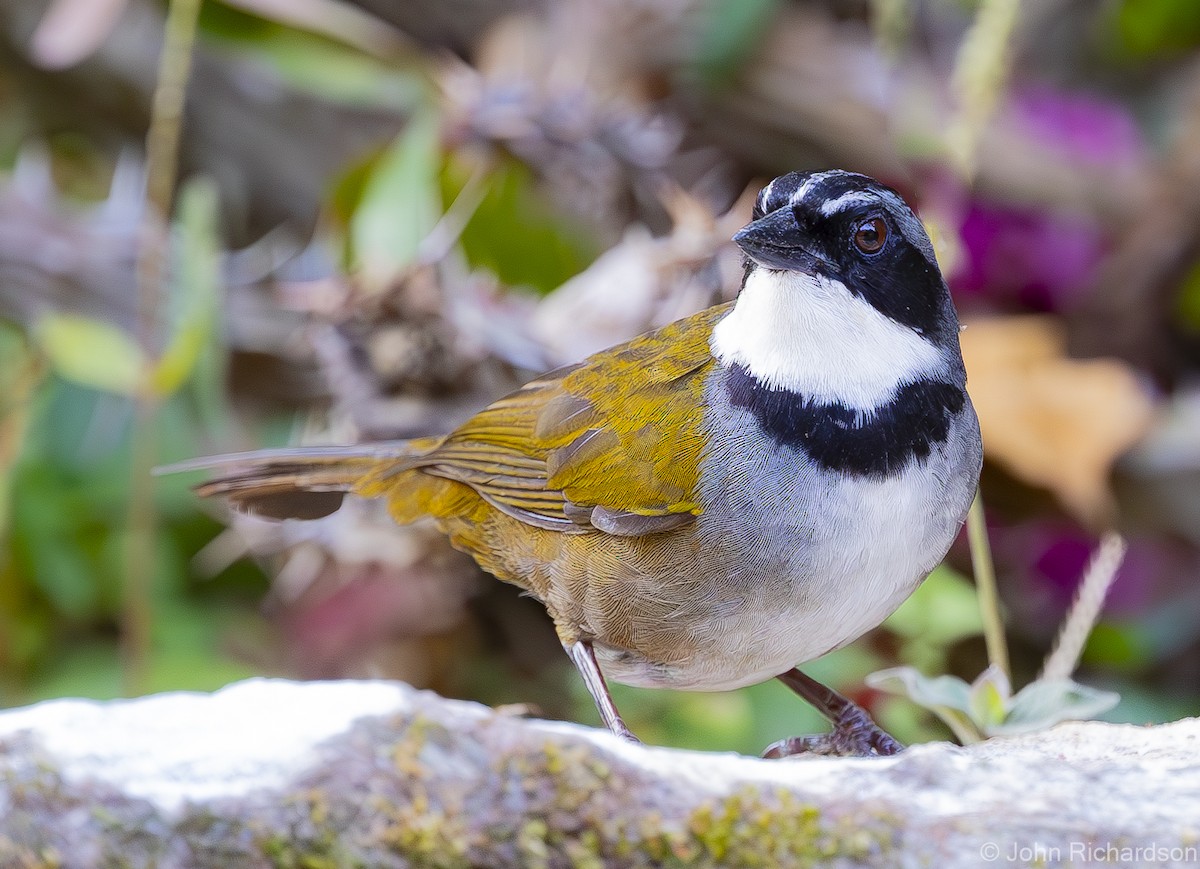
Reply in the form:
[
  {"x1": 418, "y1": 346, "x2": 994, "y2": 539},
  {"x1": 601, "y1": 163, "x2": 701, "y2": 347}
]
[
  {"x1": 151, "y1": 320, "x2": 208, "y2": 396},
  {"x1": 968, "y1": 664, "x2": 1012, "y2": 728},
  {"x1": 35, "y1": 313, "x2": 145, "y2": 396},
  {"x1": 151, "y1": 177, "x2": 221, "y2": 397}
]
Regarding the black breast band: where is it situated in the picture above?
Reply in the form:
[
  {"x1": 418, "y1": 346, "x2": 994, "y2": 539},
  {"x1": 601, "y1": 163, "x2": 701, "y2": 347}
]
[{"x1": 724, "y1": 363, "x2": 965, "y2": 476}]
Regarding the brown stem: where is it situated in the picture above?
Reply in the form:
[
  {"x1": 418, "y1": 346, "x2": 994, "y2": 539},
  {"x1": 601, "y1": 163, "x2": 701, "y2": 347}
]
[{"x1": 122, "y1": 0, "x2": 202, "y2": 696}]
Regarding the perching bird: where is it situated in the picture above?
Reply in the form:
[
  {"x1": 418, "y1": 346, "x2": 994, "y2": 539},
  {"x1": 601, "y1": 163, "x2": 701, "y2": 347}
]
[{"x1": 180, "y1": 170, "x2": 983, "y2": 756}]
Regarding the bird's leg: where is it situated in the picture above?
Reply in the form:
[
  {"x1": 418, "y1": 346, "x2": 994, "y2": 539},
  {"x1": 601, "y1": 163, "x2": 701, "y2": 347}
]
[
  {"x1": 564, "y1": 640, "x2": 641, "y2": 743},
  {"x1": 764, "y1": 667, "x2": 902, "y2": 758}
]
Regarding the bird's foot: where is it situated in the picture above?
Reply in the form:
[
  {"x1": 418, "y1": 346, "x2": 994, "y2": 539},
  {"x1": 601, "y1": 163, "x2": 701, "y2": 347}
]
[{"x1": 762, "y1": 706, "x2": 903, "y2": 758}]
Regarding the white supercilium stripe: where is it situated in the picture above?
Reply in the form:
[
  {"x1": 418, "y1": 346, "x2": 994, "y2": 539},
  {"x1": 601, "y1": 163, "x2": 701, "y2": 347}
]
[
  {"x1": 819, "y1": 191, "x2": 875, "y2": 216},
  {"x1": 710, "y1": 269, "x2": 946, "y2": 409}
]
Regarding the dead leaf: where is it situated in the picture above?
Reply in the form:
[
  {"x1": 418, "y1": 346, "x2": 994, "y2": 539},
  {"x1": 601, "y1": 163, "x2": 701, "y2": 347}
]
[{"x1": 961, "y1": 315, "x2": 1156, "y2": 526}]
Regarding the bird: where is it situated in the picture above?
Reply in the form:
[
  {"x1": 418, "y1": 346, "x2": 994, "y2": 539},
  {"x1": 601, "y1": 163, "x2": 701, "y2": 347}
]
[{"x1": 178, "y1": 169, "x2": 983, "y2": 756}]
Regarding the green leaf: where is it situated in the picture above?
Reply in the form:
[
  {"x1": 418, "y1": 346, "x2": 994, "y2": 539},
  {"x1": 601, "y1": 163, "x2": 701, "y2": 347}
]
[
  {"x1": 24, "y1": 527, "x2": 99, "y2": 618},
  {"x1": 968, "y1": 664, "x2": 1012, "y2": 728},
  {"x1": 25, "y1": 641, "x2": 124, "y2": 702},
  {"x1": 1114, "y1": 0, "x2": 1200, "y2": 58},
  {"x1": 245, "y1": 32, "x2": 424, "y2": 109},
  {"x1": 1174, "y1": 259, "x2": 1200, "y2": 335},
  {"x1": 993, "y1": 679, "x2": 1120, "y2": 736},
  {"x1": 144, "y1": 647, "x2": 258, "y2": 695},
  {"x1": 10, "y1": 464, "x2": 104, "y2": 619},
  {"x1": 151, "y1": 178, "x2": 222, "y2": 397},
  {"x1": 1080, "y1": 621, "x2": 1154, "y2": 671},
  {"x1": 867, "y1": 666, "x2": 983, "y2": 744},
  {"x1": 445, "y1": 155, "x2": 598, "y2": 294},
  {"x1": 867, "y1": 666, "x2": 972, "y2": 712},
  {"x1": 350, "y1": 111, "x2": 441, "y2": 292},
  {"x1": 692, "y1": 0, "x2": 783, "y2": 92},
  {"x1": 1090, "y1": 680, "x2": 1191, "y2": 726},
  {"x1": 200, "y1": 2, "x2": 427, "y2": 109},
  {"x1": 885, "y1": 566, "x2": 980, "y2": 642},
  {"x1": 34, "y1": 314, "x2": 145, "y2": 396}
]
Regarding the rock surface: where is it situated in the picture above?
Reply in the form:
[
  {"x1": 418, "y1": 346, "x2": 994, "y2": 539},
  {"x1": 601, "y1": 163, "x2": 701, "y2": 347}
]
[{"x1": 0, "y1": 678, "x2": 1197, "y2": 868}]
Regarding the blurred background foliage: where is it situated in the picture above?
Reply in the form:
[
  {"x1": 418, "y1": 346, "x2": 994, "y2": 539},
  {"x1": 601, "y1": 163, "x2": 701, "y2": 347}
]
[{"x1": 1, "y1": 0, "x2": 1199, "y2": 754}]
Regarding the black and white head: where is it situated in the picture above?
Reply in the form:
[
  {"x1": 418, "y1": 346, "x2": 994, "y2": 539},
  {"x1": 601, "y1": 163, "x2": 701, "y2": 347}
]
[{"x1": 712, "y1": 170, "x2": 965, "y2": 412}]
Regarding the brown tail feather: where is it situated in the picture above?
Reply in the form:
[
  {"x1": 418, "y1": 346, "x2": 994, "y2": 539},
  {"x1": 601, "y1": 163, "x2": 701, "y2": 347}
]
[{"x1": 157, "y1": 440, "x2": 438, "y2": 520}]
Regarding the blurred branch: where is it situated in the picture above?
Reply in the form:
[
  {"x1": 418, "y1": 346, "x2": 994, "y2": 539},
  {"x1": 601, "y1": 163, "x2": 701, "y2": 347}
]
[
  {"x1": 869, "y1": 0, "x2": 912, "y2": 60},
  {"x1": 0, "y1": 162, "x2": 320, "y2": 412},
  {"x1": 0, "y1": 328, "x2": 43, "y2": 536},
  {"x1": 946, "y1": 0, "x2": 1022, "y2": 182},
  {"x1": 0, "y1": 152, "x2": 144, "y2": 330},
  {"x1": 968, "y1": 492, "x2": 1009, "y2": 681},
  {"x1": 142, "y1": 0, "x2": 198, "y2": 221},
  {"x1": 123, "y1": 0, "x2": 202, "y2": 694}
]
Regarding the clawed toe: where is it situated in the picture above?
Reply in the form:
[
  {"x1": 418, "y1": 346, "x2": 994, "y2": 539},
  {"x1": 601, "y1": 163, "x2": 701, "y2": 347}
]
[
  {"x1": 762, "y1": 734, "x2": 843, "y2": 758},
  {"x1": 768, "y1": 668, "x2": 904, "y2": 757},
  {"x1": 763, "y1": 707, "x2": 903, "y2": 758}
]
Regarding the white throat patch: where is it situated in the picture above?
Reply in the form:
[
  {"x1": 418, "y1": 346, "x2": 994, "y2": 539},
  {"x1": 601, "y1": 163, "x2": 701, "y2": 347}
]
[{"x1": 711, "y1": 269, "x2": 945, "y2": 409}]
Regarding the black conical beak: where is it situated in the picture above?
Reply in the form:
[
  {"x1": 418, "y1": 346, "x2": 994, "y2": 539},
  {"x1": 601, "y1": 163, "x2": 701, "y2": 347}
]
[{"x1": 733, "y1": 208, "x2": 829, "y2": 273}]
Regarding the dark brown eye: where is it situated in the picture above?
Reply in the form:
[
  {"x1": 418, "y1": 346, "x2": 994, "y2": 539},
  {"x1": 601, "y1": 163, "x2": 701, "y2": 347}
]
[{"x1": 853, "y1": 217, "x2": 888, "y2": 254}]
